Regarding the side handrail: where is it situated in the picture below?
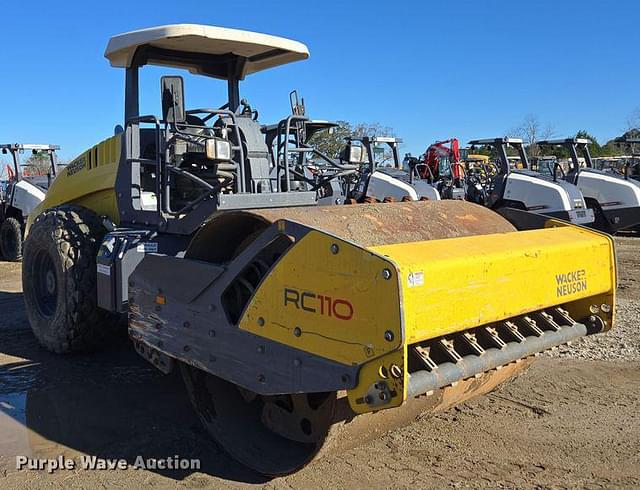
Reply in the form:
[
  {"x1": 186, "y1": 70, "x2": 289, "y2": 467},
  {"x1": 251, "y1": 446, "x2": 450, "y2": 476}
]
[{"x1": 125, "y1": 115, "x2": 163, "y2": 220}]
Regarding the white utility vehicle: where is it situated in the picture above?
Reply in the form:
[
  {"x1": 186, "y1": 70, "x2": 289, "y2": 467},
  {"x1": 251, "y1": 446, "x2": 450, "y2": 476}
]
[{"x1": 0, "y1": 144, "x2": 59, "y2": 260}]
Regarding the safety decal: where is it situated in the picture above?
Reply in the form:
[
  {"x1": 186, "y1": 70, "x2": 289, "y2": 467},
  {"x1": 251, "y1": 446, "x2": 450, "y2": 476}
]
[
  {"x1": 137, "y1": 242, "x2": 158, "y2": 253},
  {"x1": 97, "y1": 264, "x2": 111, "y2": 276},
  {"x1": 407, "y1": 271, "x2": 424, "y2": 288}
]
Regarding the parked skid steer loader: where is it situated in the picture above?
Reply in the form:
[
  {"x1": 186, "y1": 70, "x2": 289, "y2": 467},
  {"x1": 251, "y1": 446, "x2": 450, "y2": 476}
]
[{"x1": 23, "y1": 25, "x2": 616, "y2": 475}]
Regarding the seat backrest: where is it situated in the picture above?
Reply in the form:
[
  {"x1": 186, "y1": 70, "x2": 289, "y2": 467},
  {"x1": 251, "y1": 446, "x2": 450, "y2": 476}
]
[{"x1": 235, "y1": 116, "x2": 272, "y2": 188}]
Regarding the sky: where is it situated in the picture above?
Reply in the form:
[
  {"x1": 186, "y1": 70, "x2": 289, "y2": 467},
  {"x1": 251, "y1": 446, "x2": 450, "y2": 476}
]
[{"x1": 0, "y1": 0, "x2": 638, "y2": 161}]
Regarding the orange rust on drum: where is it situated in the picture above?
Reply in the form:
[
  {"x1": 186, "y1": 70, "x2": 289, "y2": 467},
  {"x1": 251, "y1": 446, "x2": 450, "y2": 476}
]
[
  {"x1": 363, "y1": 196, "x2": 379, "y2": 204},
  {"x1": 216, "y1": 201, "x2": 516, "y2": 248},
  {"x1": 383, "y1": 196, "x2": 397, "y2": 203},
  {"x1": 401, "y1": 195, "x2": 413, "y2": 202},
  {"x1": 420, "y1": 196, "x2": 430, "y2": 201}
]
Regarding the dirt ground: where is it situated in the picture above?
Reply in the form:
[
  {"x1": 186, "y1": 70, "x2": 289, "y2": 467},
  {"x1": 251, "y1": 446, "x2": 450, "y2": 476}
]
[{"x1": 0, "y1": 237, "x2": 639, "y2": 489}]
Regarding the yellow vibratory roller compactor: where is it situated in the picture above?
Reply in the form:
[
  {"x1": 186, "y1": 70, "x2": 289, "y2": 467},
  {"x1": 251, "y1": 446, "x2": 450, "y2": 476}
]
[{"x1": 22, "y1": 24, "x2": 616, "y2": 475}]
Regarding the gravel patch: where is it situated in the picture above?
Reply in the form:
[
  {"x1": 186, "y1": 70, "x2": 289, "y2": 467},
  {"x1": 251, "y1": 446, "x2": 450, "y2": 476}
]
[{"x1": 550, "y1": 298, "x2": 640, "y2": 361}]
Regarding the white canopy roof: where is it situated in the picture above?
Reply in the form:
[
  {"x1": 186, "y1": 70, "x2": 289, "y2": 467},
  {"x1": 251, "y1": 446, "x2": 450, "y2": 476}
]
[{"x1": 104, "y1": 24, "x2": 309, "y2": 77}]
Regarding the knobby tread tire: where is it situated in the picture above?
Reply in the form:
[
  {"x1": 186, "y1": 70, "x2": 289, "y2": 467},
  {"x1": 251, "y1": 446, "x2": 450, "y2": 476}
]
[
  {"x1": 22, "y1": 205, "x2": 121, "y2": 353},
  {"x1": 0, "y1": 217, "x2": 23, "y2": 261}
]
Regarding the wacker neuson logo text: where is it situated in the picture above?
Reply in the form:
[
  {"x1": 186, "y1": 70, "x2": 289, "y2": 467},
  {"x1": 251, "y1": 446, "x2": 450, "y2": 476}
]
[
  {"x1": 16, "y1": 455, "x2": 200, "y2": 473},
  {"x1": 555, "y1": 269, "x2": 588, "y2": 297}
]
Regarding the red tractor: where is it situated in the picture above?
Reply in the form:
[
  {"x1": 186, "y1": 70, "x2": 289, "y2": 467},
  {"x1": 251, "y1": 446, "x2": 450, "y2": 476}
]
[{"x1": 422, "y1": 138, "x2": 465, "y2": 199}]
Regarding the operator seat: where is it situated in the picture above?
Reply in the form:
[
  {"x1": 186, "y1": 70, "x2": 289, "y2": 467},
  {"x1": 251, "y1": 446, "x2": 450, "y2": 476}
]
[{"x1": 233, "y1": 115, "x2": 272, "y2": 192}]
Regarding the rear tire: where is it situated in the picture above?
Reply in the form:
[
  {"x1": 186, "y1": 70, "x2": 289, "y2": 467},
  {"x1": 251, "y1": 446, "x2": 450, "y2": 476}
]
[
  {"x1": 0, "y1": 217, "x2": 23, "y2": 261},
  {"x1": 22, "y1": 205, "x2": 120, "y2": 354}
]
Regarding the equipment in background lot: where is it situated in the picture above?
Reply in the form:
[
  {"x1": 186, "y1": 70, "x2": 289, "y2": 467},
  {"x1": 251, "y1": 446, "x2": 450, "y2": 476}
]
[
  {"x1": 631, "y1": 139, "x2": 640, "y2": 182},
  {"x1": 422, "y1": 138, "x2": 465, "y2": 199},
  {"x1": 462, "y1": 153, "x2": 497, "y2": 205},
  {"x1": 344, "y1": 136, "x2": 441, "y2": 202},
  {"x1": 467, "y1": 137, "x2": 595, "y2": 225},
  {"x1": 537, "y1": 138, "x2": 640, "y2": 233},
  {"x1": 464, "y1": 153, "x2": 490, "y2": 164},
  {"x1": 530, "y1": 155, "x2": 559, "y2": 177},
  {"x1": 22, "y1": 24, "x2": 616, "y2": 476},
  {"x1": 263, "y1": 90, "x2": 356, "y2": 206},
  {"x1": 617, "y1": 138, "x2": 640, "y2": 182},
  {"x1": 0, "y1": 144, "x2": 59, "y2": 261}
]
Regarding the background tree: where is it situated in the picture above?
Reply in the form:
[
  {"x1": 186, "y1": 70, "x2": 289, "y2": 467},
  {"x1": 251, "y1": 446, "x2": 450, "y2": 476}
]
[
  {"x1": 507, "y1": 114, "x2": 555, "y2": 157},
  {"x1": 351, "y1": 122, "x2": 395, "y2": 139},
  {"x1": 353, "y1": 122, "x2": 397, "y2": 163},
  {"x1": 626, "y1": 107, "x2": 640, "y2": 132},
  {"x1": 574, "y1": 130, "x2": 607, "y2": 157},
  {"x1": 308, "y1": 121, "x2": 397, "y2": 161},
  {"x1": 0, "y1": 159, "x2": 8, "y2": 180},
  {"x1": 307, "y1": 120, "x2": 353, "y2": 159},
  {"x1": 24, "y1": 151, "x2": 54, "y2": 176}
]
